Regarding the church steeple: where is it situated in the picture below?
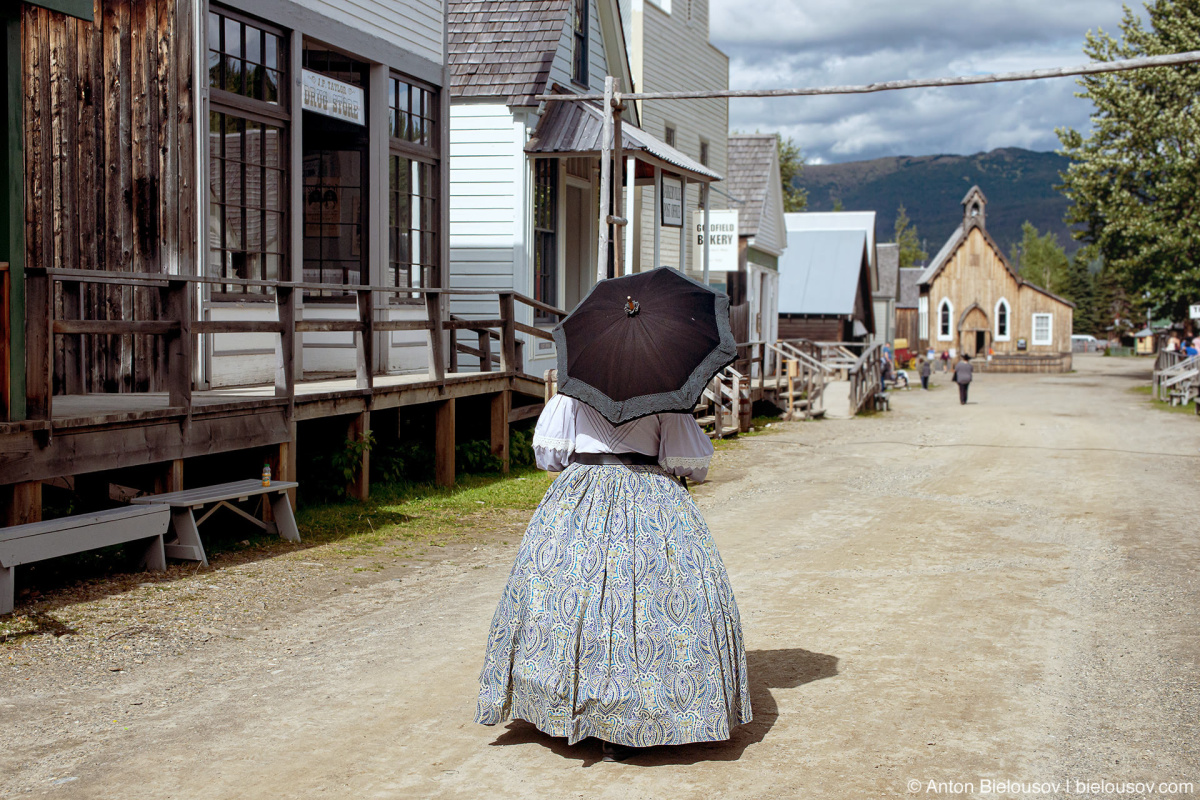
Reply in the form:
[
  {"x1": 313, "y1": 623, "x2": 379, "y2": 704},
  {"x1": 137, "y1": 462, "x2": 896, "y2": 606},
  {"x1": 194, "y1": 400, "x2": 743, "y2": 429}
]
[{"x1": 962, "y1": 185, "x2": 987, "y2": 231}]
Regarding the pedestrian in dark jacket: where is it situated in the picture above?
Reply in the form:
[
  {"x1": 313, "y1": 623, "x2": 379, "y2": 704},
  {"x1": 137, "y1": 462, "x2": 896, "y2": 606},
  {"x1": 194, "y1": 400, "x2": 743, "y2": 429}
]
[
  {"x1": 953, "y1": 354, "x2": 973, "y2": 404},
  {"x1": 919, "y1": 357, "x2": 931, "y2": 390}
]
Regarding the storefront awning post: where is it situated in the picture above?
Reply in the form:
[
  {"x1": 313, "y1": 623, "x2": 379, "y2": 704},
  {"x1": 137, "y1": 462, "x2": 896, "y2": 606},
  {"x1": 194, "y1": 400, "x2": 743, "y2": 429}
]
[
  {"x1": 653, "y1": 165, "x2": 661, "y2": 268},
  {"x1": 678, "y1": 175, "x2": 688, "y2": 271},
  {"x1": 624, "y1": 157, "x2": 636, "y2": 275},
  {"x1": 596, "y1": 76, "x2": 613, "y2": 284}
]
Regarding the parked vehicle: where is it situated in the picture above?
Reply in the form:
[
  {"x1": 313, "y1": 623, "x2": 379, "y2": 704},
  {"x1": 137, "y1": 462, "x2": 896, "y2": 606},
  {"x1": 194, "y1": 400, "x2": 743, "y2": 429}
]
[{"x1": 1071, "y1": 334, "x2": 1102, "y2": 352}]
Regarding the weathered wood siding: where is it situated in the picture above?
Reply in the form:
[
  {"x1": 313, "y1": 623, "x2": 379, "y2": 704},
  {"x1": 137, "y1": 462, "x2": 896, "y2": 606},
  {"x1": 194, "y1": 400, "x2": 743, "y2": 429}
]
[
  {"x1": 779, "y1": 315, "x2": 841, "y2": 343},
  {"x1": 23, "y1": 0, "x2": 195, "y2": 394},
  {"x1": 895, "y1": 307, "x2": 919, "y2": 351},
  {"x1": 631, "y1": 0, "x2": 728, "y2": 276},
  {"x1": 924, "y1": 227, "x2": 1073, "y2": 362}
]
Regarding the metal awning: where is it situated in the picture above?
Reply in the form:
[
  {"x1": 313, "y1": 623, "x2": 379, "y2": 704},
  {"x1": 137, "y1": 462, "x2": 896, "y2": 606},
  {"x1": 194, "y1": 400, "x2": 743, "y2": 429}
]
[{"x1": 526, "y1": 99, "x2": 722, "y2": 183}]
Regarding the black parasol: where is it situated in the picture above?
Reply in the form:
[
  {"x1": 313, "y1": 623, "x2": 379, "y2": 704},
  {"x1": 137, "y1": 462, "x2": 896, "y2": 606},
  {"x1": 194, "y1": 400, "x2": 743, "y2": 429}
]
[{"x1": 552, "y1": 267, "x2": 738, "y2": 425}]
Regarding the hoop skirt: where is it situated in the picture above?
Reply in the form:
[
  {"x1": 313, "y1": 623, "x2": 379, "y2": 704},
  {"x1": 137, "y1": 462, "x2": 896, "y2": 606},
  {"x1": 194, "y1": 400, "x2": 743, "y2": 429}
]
[{"x1": 475, "y1": 397, "x2": 751, "y2": 747}]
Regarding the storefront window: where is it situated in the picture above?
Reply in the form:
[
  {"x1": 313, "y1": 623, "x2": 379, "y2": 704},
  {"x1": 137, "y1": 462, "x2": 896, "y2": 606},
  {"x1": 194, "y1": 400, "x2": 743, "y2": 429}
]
[
  {"x1": 388, "y1": 74, "x2": 439, "y2": 300},
  {"x1": 207, "y1": 7, "x2": 288, "y2": 297}
]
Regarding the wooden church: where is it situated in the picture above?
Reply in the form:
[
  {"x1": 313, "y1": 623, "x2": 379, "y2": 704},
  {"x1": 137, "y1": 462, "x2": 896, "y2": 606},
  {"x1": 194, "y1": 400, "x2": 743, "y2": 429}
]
[{"x1": 917, "y1": 187, "x2": 1074, "y2": 372}]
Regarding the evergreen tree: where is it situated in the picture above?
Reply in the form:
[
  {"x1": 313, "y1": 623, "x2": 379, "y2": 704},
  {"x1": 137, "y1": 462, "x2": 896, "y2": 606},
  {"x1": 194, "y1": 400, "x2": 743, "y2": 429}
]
[
  {"x1": 776, "y1": 135, "x2": 808, "y2": 213},
  {"x1": 1065, "y1": 246, "x2": 1099, "y2": 334},
  {"x1": 1009, "y1": 221, "x2": 1070, "y2": 295},
  {"x1": 1057, "y1": 0, "x2": 1200, "y2": 321},
  {"x1": 893, "y1": 205, "x2": 927, "y2": 268}
]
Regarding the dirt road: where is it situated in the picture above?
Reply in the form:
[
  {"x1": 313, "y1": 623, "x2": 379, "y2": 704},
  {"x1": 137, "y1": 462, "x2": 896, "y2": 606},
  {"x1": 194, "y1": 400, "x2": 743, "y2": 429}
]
[{"x1": 3, "y1": 355, "x2": 1198, "y2": 799}]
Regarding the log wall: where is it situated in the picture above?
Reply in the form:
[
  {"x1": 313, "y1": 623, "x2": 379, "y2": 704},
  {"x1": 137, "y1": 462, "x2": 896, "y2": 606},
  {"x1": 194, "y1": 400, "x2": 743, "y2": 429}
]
[{"x1": 23, "y1": 0, "x2": 195, "y2": 394}]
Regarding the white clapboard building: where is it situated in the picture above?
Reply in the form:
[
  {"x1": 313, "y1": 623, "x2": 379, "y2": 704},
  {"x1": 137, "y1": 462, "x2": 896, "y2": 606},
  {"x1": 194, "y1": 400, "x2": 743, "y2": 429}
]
[{"x1": 447, "y1": 0, "x2": 722, "y2": 378}]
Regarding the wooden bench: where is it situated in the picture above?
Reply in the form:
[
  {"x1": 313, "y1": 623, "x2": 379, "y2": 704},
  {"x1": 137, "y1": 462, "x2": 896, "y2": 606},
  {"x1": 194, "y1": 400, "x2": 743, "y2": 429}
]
[
  {"x1": 0, "y1": 504, "x2": 171, "y2": 615},
  {"x1": 131, "y1": 480, "x2": 300, "y2": 568}
]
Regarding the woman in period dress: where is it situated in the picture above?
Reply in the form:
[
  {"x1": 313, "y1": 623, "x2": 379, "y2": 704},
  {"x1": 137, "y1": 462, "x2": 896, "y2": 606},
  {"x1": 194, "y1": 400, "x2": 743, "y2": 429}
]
[{"x1": 475, "y1": 392, "x2": 751, "y2": 759}]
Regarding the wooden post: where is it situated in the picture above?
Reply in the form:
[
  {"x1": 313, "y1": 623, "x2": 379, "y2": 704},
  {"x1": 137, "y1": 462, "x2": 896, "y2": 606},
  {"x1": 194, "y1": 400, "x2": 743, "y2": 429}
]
[
  {"x1": 786, "y1": 358, "x2": 798, "y2": 420},
  {"x1": 355, "y1": 288, "x2": 374, "y2": 390},
  {"x1": 275, "y1": 285, "x2": 296, "y2": 398},
  {"x1": 24, "y1": 270, "x2": 51, "y2": 421},
  {"x1": 154, "y1": 459, "x2": 184, "y2": 495},
  {"x1": 490, "y1": 390, "x2": 510, "y2": 473},
  {"x1": 612, "y1": 89, "x2": 624, "y2": 275},
  {"x1": 498, "y1": 292, "x2": 517, "y2": 373},
  {"x1": 425, "y1": 291, "x2": 445, "y2": 382},
  {"x1": 478, "y1": 329, "x2": 492, "y2": 372},
  {"x1": 163, "y1": 278, "x2": 192, "y2": 412},
  {"x1": 701, "y1": 183, "x2": 711, "y2": 283},
  {"x1": 596, "y1": 76, "x2": 614, "y2": 283},
  {"x1": 712, "y1": 376, "x2": 723, "y2": 436},
  {"x1": 624, "y1": 157, "x2": 636, "y2": 275},
  {"x1": 434, "y1": 398, "x2": 455, "y2": 487},
  {"x1": 347, "y1": 410, "x2": 370, "y2": 501},
  {"x1": 0, "y1": 264, "x2": 9, "y2": 420},
  {"x1": 2, "y1": 481, "x2": 42, "y2": 526}
]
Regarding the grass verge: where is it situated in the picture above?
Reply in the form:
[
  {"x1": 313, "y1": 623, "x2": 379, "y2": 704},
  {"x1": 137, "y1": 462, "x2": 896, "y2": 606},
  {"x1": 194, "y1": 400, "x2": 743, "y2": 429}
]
[{"x1": 1129, "y1": 384, "x2": 1196, "y2": 414}]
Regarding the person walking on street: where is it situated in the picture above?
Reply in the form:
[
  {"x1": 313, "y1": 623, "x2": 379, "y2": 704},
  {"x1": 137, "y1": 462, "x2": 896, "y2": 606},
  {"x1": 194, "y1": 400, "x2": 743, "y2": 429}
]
[
  {"x1": 953, "y1": 354, "x2": 973, "y2": 404},
  {"x1": 940, "y1": 350, "x2": 950, "y2": 373},
  {"x1": 919, "y1": 357, "x2": 931, "y2": 390}
]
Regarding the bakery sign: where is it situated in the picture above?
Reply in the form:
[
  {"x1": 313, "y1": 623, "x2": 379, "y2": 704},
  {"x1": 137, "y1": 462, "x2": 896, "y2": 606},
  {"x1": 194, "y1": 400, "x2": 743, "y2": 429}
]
[
  {"x1": 301, "y1": 69, "x2": 365, "y2": 126},
  {"x1": 691, "y1": 210, "x2": 739, "y2": 272}
]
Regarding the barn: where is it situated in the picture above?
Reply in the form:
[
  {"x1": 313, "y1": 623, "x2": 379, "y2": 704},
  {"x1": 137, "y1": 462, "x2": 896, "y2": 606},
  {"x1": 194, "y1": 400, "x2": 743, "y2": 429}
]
[
  {"x1": 918, "y1": 187, "x2": 1074, "y2": 372},
  {"x1": 777, "y1": 227, "x2": 874, "y2": 343}
]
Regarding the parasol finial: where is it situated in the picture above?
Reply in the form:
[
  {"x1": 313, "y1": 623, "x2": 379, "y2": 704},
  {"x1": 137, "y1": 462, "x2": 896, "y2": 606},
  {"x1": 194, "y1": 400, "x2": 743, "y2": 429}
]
[{"x1": 625, "y1": 296, "x2": 640, "y2": 317}]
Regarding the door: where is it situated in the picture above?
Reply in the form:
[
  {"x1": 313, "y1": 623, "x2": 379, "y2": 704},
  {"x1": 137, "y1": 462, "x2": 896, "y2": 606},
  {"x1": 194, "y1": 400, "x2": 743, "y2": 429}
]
[
  {"x1": 976, "y1": 330, "x2": 987, "y2": 356},
  {"x1": 563, "y1": 182, "x2": 592, "y2": 312}
]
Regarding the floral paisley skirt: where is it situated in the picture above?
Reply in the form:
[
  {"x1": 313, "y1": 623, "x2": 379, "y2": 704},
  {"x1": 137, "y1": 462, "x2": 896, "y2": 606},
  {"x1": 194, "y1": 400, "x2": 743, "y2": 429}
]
[{"x1": 475, "y1": 463, "x2": 751, "y2": 747}]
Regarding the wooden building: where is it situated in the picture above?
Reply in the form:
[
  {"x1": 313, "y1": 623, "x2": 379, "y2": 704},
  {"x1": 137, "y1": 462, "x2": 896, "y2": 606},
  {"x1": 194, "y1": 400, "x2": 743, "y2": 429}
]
[
  {"x1": 894, "y1": 266, "x2": 922, "y2": 361},
  {"x1": 445, "y1": 0, "x2": 720, "y2": 379},
  {"x1": 776, "y1": 226, "x2": 874, "y2": 343},
  {"x1": 873, "y1": 242, "x2": 899, "y2": 346},
  {"x1": 917, "y1": 186, "x2": 1074, "y2": 371},
  {"x1": 1, "y1": 0, "x2": 551, "y2": 526},
  {"x1": 724, "y1": 134, "x2": 786, "y2": 346}
]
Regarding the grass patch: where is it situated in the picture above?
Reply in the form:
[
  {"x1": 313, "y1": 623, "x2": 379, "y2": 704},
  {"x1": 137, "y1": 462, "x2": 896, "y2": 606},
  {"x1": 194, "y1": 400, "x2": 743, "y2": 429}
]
[
  {"x1": 1128, "y1": 384, "x2": 1196, "y2": 414},
  {"x1": 296, "y1": 468, "x2": 554, "y2": 556}
]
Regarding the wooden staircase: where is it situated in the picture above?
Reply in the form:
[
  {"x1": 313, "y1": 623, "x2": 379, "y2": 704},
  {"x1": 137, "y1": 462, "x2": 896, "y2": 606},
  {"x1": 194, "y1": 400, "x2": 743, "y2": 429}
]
[
  {"x1": 694, "y1": 366, "x2": 750, "y2": 439},
  {"x1": 1153, "y1": 353, "x2": 1200, "y2": 405}
]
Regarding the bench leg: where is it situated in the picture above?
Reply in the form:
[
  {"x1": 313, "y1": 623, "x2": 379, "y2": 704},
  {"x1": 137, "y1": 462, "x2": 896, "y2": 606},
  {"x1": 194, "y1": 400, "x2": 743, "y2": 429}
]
[
  {"x1": 138, "y1": 535, "x2": 167, "y2": 572},
  {"x1": 164, "y1": 510, "x2": 209, "y2": 567},
  {"x1": 0, "y1": 566, "x2": 13, "y2": 615},
  {"x1": 271, "y1": 491, "x2": 301, "y2": 543}
]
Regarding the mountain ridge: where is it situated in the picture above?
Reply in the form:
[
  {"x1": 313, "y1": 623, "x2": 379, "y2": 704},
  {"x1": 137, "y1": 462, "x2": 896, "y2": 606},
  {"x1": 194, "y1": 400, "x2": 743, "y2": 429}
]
[{"x1": 793, "y1": 147, "x2": 1079, "y2": 260}]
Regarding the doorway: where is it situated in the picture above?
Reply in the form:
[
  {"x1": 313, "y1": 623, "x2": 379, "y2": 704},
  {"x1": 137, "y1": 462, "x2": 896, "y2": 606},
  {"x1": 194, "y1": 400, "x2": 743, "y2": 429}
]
[
  {"x1": 302, "y1": 119, "x2": 368, "y2": 294},
  {"x1": 975, "y1": 330, "x2": 986, "y2": 355},
  {"x1": 563, "y1": 181, "x2": 593, "y2": 312}
]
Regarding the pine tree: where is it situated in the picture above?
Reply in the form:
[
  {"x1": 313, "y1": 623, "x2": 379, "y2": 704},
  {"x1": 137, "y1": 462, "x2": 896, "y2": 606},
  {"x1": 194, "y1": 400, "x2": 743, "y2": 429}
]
[
  {"x1": 777, "y1": 135, "x2": 808, "y2": 213},
  {"x1": 893, "y1": 205, "x2": 927, "y2": 268},
  {"x1": 1064, "y1": 246, "x2": 1099, "y2": 334},
  {"x1": 1057, "y1": 0, "x2": 1200, "y2": 321}
]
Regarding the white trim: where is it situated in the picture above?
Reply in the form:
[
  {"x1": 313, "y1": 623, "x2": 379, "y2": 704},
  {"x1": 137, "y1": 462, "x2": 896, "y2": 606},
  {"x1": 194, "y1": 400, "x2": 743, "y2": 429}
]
[
  {"x1": 994, "y1": 297, "x2": 1011, "y2": 342},
  {"x1": 532, "y1": 434, "x2": 575, "y2": 453},
  {"x1": 659, "y1": 455, "x2": 711, "y2": 469},
  {"x1": 918, "y1": 295, "x2": 928, "y2": 342},
  {"x1": 937, "y1": 297, "x2": 954, "y2": 341},
  {"x1": 1032, "y1": 313, "x2": 1053, "y2": 346}
]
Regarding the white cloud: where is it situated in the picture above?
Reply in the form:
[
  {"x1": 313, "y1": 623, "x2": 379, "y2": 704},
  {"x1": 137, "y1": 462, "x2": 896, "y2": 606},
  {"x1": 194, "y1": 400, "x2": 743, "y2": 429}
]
[{"x1": 709, "y1": 0, "x2": 1142, "y2": 163}]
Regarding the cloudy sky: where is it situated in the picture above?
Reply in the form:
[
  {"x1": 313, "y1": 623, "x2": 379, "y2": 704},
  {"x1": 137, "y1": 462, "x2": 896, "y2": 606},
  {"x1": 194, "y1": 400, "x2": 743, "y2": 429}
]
[{"x1": 708, "y1": 0, "x2": 1143, "y2": 164}]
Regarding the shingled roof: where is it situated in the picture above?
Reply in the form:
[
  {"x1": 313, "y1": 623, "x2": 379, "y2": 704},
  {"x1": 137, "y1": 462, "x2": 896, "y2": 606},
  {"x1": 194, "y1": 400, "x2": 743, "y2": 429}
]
[
  {"x1": 447, "y1": 0, "x2": 571, "y2": 106},
  {"x1": 897, "y1": 268, "x2": 922, "y2": 309},
  {"x1": 727, "y1": 135, "x2": 776, "y2": 238},
  {"x1": 875, "y1": 242, "x2": 899, "y2": 300}
]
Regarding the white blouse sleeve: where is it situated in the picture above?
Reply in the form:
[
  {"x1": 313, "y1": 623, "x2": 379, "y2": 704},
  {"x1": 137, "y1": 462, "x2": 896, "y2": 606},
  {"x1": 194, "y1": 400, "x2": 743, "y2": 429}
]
[
  {"x1": 657, "y1": 413, "x2": 714, "y2": 482},
  {"x1": 532, "y1": 393, "x2": 577, "y2": 472}
]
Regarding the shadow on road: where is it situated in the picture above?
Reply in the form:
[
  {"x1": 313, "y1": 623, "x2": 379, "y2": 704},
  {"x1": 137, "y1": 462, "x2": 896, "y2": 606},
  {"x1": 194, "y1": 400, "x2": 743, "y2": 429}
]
[{"x1": 488, "y1": 647, "x2": 839, "y2": 766}]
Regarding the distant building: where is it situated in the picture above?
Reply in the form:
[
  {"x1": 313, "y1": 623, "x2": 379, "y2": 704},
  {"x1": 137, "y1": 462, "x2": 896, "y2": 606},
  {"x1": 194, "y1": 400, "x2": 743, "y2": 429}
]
[
  {"x1": 785, "y1": 211, "x2": 878, "y2": 291},
  {"x1": 777, "y1": 226, "x2": 874, "y2": 343},
  {"x1": 894, "y1": 267, "x2": 924, "y2": 360},
  {"x1": 873, "y1": 242, "x2": 900, "y2": 346},
  {"x1": 725, "y1": 134, "x2": 787, "y2": 346},
  {"x1": 918, "y1": 187, "x2": 1074, "y2": 371}
]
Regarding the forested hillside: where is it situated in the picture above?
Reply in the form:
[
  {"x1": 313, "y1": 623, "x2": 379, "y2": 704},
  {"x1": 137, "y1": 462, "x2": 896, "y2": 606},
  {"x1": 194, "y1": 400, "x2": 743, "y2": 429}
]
[{"x1": 795, "y1": 147, "x2": 1078, "y2": 259}]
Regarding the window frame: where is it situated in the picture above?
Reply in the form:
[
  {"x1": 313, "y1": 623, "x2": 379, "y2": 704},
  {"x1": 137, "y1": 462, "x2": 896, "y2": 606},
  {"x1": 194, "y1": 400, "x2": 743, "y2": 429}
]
[
  {"x1": 571, "y1": 0, "x2": 589, "y2": 87},
  {"x1": 1032, "y1": 312, "x2": 1053, "y2": 346},
  {"x1": 387, "y1": 72, "x2": 441, "y2": 304},
  {"x1": 532, "y1": 158, "x2": 559, "y2": 324},
  {"x1": 664, "y1": 125, "x2": 676, "y2": 148},
  {"x1": 937, "y1": 298, "x2": 954, "y2": 341},
  {"x1": 994, "y1": 297, "x2": 1011, "y2": 341},
  {"x1": 206, "y1": 5, "x2": 290, "y2": 303}
]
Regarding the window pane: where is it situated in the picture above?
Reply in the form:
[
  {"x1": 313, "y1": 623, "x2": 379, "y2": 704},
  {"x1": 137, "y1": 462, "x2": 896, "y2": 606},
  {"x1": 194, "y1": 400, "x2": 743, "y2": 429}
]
[
  {"x1": 246, "y1": 27, "x2": 262, "y2": 65},
  {"x1": 265, "y1": 34, "x2": 278, "y2": 70},
  {"x1": 224, "y1": 18, "x2": 241, "y2": 60}
]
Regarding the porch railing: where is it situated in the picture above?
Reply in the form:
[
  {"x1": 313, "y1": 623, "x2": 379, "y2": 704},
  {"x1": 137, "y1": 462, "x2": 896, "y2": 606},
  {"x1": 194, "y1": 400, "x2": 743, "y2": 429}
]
[
  {"x1": 21, "y1": 267, "x2": 563, "y2": 423},
  {"x1": 847, "y1": 343, "x2": 885, "y2": 415}
]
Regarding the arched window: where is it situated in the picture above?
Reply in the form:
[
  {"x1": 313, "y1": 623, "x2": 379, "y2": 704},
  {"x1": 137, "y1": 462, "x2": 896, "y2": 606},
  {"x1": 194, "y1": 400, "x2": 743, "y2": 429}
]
[
  {"x1": 994, "y1": 298, "x2": 1011, "y2": 341},
  {"x1": 938, "y1": 298, "x2": 953, "y2": 341}
]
